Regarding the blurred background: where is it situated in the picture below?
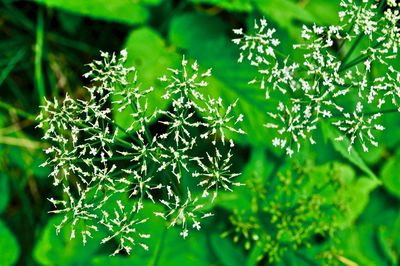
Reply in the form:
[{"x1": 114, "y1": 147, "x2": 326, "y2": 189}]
[{"x1": 0, "y1": 0, "x2": 399, "y2": 265}]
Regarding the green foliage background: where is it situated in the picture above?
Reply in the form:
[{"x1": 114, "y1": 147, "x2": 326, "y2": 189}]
[{"x1": 0, "y1": 0, "x2": 399, "y2": 265}]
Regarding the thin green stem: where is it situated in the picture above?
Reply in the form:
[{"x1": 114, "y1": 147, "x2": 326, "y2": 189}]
[
  {"x1": 129, "y1": 102, "x2": 152, "y2": 143},
  {"x1": 35, "y1": 7, "x2": 45, "y2": 106},
  {"x1": 339, "y1": 54, "x2": 369, "y2": 73},
  {"x1": 364, "y1": 108, "x2": 399, "y2": 116},
  {"x1": 337, "y1": 23, "x2": 355, "y2": 54},
  {"x1": 332, "y1": 108, "x2": 399, "y2": 118},
  {"x1": 339, "y1": 42, "x2": 382, "y2": 73},
  {"x1": 71, "y1": 155, "x2": 136, "y2": 164},
  {"x1": 6, "y1": 78, "x2": 28, "y2": 107},
  {"x1": 102, "y1": 115, "x2": 140, "y2": 143},
  {"x1": 3, "y1": 1, "x2": 35, "y2": 31},
  {"x1": 0, "y1": 100, "x2": 36, "y2": 120},
  {"x1": 74, "y1": 121, "x2": 133, "y2": 149},
  {"x1": 47, "y1": 32, "x2": 93, "y2": 53},
  {"x1": 0, "y1": 48, "x2": 27, "y2": 87},
  {"x1": 340, "y1": 33, "x2": 364, "y2": 67}
]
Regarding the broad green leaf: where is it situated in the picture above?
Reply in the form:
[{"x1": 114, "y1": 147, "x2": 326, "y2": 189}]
[
  {"x1": 210, "y1": 234, "x2": 246, "y2": 266},
  {"x1": 293, "y1": 162, "x2": 378, "y2": 228},
  {"x1": 338, "y1": 225, "x2": 387, "y2": 266},
  {"x1": 155, "y1": 230, "x2": 212, "y2": 266},
  {"x1": 190, "y1": 0, "x2": 253, "y2": 12},
  {"x1": 169, "y1": 12, "x2": 272, "y2": 147},
  {"x1": 381, "y1": 150, "x2": 400, "y2": 199},
  {"x1": 114, "y1": 27, "x2": 179, "y2": 132},
  {"x1": 0, "y1": 174, "x2": 9, "y2": 214},
  {"x1": 255, "y1": 0, "x2": 316, "y2": 40},
  {"x1": 89, "y1": 201, "x2": 213, "y2": 265},
  {"x1": 377, "y1": 226, "x2": 398, "y2": 265},
  {"x1": 0, "y1": 220, "x2": 20, "y2": 266},
  {"x1": 303, "y1": 0, "x2": 342, "y2": 25},
  {"x1": 246, "y1": 244, "x2": 264, "y2": 266},
  {"x1": 321, "y1": 121, "x2": 379, "y2": 181},
  {"x1": 57, "y1": 11, "x2": 83, "y2": 34},
  {"x1": 33, "y1": 216, "x2": 103, "y2": 266},
  {"x1": 340, "y1": 176, "x2": 380, "y2": 226},
  {"x1": 327, "y1": 163, "x2": 379, "y2": 227},
  {"x1": 90, "y1": 256, "x2": 136, "y2": 266},
  {"x1": 338, "y1": 190, "x2": 400, "y2": 265},
  {"x1": 34, "y1": 0, "x2": 161, "y2": 25},
  {"x1": 90, "y1": 229, "x2": 213, "y2": 266}
]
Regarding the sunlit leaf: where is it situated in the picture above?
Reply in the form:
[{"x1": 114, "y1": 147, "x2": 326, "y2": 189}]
[
  {"x1": 0, "y1": 220, "x2": 20, "y2": 266},
  {"x1": 114, "y1": 27, "x2": 179, "y2": 132},
  {"x1": 169, "y1": 12, "x2": 272, "y2": 147},
  {"x1": 381, "y1": 151, "x2": 400, "y2": 199},
  {"x1": 34, "y1": 0, "x2": 161, "y2": 24},
  {"x1": 33, "y1": 216, "x2": 103, "y2": 266}
]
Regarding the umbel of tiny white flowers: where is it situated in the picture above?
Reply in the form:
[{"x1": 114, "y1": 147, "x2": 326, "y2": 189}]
[
  {"x1": 233, "y1": 1, "x2": 400, "y2": 156},
  {"x1": 37, "y1": 50, "x2": 245, "y2": 255}
]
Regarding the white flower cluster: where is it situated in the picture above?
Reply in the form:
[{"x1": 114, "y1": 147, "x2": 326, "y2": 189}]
[
  {"x1": 233, "y1": 1, "x2": 400, "y2": 155},
  {"x1": 37, "y1": 51, "x2": 244, "y2": 255}
]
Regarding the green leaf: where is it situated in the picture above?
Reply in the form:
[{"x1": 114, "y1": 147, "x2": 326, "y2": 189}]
[
  {"x1": 89, "y1": 201, "x2": 213, "y2": 265},
  {"x1": 338, "y1": 225, "x2": 387, "y2": 266},
  {"x1": 321, "y1": 121, "x2": 379, "y2": 181},
  {"x1": 338, "y1": 190, "x2": 400, "y2": 265},
  {"x1": 216, "y1": 148, "x2": 273, "y2": 211},
  {"x1": 255, "y1": 0, "x2": 316, "y2": 40},
  {"x1": 377, "y1": 226, "x2": 398, "y2": 265},
  {"x1": 0, "y1": 174, "x2": 9, "y2": 214},
  {"x1": 90, "y1": 256, "x2": 137, "y2": 266},
  {"x1": 303, "y1": 0, "x2": 342, "y2": 25},
  {"x1": 381, "y1": 151, "x2": 400, "y2": 199},
  {"x1": 190, "y1": 0, "x2": 253, "y2": 12},
  {"x1": 33, "y1": 216, "x2": 103, "y2": 266},
  {"x1": 246, "y1": 244, "x2": 264, "y2": 266},
  {"x1": 327, "y1": 163, "x2": 380, "y2": 227},
  {"x1": 34, "y1": 0, "x2": 160, "y2": 25},
  {"x1": 341, "y1": 176, "x2": 380, "y2": 226},
  {"x1": 90, "y1": 229, "x2": 213, "y2": 266},
  {"x1": 0, "y1": 220, "x2": 20, "y2": 266},
  {"x1": 114, "y1": 27, "x2": 179, "y2": 132},
  {"x1": 211, "y1": 234, "x2": 246, "y2": 266},
  {"x1": 169, "y1": 12, "x2": 272, "y2": 147},
  {"x1": 296, "y1": 162, "x2": 379, "y2": 228}
]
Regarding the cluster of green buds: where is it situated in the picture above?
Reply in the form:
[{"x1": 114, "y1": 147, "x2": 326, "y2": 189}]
[{"x1": 225, "y1": 162, "x2": 347, "y2": 264}]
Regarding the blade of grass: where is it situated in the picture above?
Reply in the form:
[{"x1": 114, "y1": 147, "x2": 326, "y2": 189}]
[
  {"x1": 0, "y1": 136, "x2": 44, "y2": 150},
  {"x1": 35, "y1": 7, "x2": 45, "y2": 106},
  {"x1": 6, "y1": 78, "x2": 29, "y2": 107},
  {"x1": 0, "y1": 100, "x2": 36, "y2": 120},
  {"x1": 0, "y1": 48, "x2": 27, "y2": 86},
  {"x1": 3, "y1": 2, "x2": 35, "y2": 31},
  {"x1": 47, "y1": 32, "x2": 94, "y2": 53}
]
